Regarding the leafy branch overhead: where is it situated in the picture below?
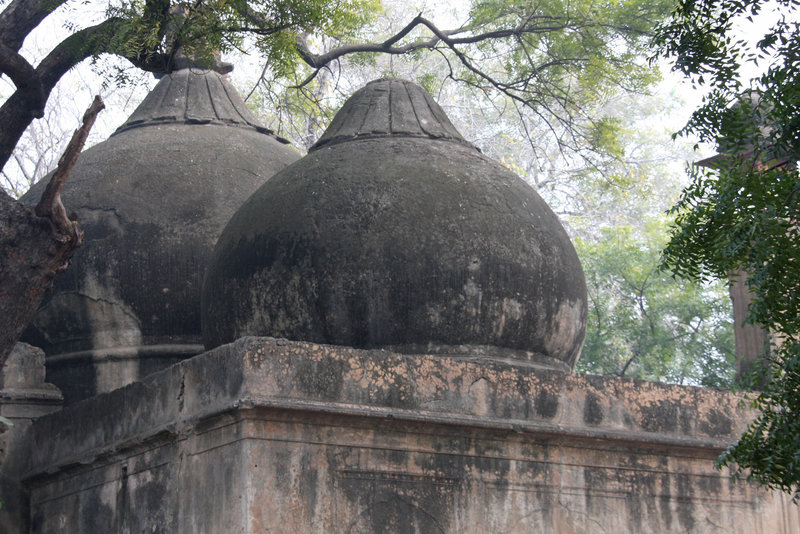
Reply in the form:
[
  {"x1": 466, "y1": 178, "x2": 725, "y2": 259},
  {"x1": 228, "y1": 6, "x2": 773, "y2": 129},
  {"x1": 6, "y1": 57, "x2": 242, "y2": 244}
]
[
  {"x1": 1, "y1": 0, "x2": 672, "y2": 175},
  {"x1": 292, "y1": 0, "x2": 669, "y2": 155},
  {"x1": 654, "y1": 0, "x2": 800, "y2": 496}
]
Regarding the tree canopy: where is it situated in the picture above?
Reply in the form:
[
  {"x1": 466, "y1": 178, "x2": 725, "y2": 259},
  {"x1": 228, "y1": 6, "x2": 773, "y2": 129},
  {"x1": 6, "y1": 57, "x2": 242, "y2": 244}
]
[
  {"x1": 0, "y1": 0, "x2": 672, "y2": 172},
  {"x1": 577, "y1": 220, "x2": 735, "y2": 386},
  {"x1": 655, "y1": 0, "x2": 800, "y2": 495}
]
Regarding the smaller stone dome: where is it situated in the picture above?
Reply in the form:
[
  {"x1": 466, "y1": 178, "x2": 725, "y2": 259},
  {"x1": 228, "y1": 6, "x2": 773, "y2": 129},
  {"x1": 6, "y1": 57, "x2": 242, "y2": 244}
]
[
  {"x1": 21, "y1": 68, "x2": 300, "y2": 402},
  {"x1": 202, "y1": 79, "x2": 587, "y2": 370}
]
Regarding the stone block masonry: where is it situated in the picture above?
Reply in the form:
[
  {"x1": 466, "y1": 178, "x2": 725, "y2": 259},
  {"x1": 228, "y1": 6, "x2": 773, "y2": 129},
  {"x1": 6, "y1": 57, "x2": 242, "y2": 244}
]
[{"x1": 21, "y1": 337, "x2": 800, "y2": 533}]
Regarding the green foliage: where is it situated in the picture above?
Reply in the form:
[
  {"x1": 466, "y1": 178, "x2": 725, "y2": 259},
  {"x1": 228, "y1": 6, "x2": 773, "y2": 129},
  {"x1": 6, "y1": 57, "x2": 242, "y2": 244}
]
[
  {"x1": 588, "y1": 118, "x2": 625, "y2": 160},
  {"x1": 717, "y1": 342, "x2": 800, "y2": 495},
  {"x1": 655, "y1": 0, "x2": 800, "y2": 495},
  {"x1": 235, "y1": 0, "x2": 674, "y2": 158},
  {"x1": 575, "y1": 220, "x2": 735, "y2": 386},
  {"x1": 668, "y1": 155, "x2": 800, "y2": 494},
  {"x1": 464, "y1": 0, "x2": 669, "y2": 108},
  {"x1": 108, "y1": 0, "x2": 382, "y2": 73}
]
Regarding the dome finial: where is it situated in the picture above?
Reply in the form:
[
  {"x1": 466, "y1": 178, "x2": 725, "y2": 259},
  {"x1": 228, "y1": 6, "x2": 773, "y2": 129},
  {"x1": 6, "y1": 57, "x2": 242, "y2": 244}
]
[
  {"x1": 311, "y1": 78, "x2": 475, "y2": 150},
  {"x1": 114, "y1": 68, "x2": 289, "y2": 143}
]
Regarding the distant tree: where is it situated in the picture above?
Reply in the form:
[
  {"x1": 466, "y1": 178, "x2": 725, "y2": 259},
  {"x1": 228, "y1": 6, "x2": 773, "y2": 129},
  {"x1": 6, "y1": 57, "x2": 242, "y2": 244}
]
[
  {"x1": 654, "y1": 0, "x2": 800, "y2": 495},
  {"x1": 576, "y1": 220, "x2": 735, "y2": 386}
]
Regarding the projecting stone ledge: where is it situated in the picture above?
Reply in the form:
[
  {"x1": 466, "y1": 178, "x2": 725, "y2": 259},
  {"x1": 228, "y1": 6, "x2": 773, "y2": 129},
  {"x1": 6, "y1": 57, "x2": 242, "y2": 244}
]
[{"x1": 22, "y1": 337, "x2": 799, "y2": 533}]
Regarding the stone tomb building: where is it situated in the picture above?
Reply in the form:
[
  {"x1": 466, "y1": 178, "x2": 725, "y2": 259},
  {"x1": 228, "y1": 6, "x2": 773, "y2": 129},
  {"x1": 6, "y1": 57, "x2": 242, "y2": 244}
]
[{"x1": 2, "y1": 78, "x2": 798, "y2": 532}]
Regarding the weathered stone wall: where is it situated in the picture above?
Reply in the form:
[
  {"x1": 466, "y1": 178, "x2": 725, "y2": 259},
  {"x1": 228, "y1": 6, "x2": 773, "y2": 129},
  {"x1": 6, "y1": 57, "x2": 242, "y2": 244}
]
[{"x1": 21, "y1": 338, "x2": 800, "y2": 533}]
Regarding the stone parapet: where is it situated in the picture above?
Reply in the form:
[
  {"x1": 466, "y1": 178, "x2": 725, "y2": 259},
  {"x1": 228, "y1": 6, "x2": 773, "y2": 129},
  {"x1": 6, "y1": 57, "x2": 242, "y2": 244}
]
[{"x1": 22, "y1": 337, "x2": 800, "y2": 533}]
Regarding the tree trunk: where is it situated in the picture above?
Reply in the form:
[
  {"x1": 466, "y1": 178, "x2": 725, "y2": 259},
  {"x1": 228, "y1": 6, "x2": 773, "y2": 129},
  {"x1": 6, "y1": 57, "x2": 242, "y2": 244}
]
[
  {"x1": 729, "y1": 269, "x2": 771, "y2": 388},
  {"x1": 0, "y1": 96, "x2": 103, "y2": 367},
  {"x1": 0, "y1": 192, "x2": 80, "y2": 364}
]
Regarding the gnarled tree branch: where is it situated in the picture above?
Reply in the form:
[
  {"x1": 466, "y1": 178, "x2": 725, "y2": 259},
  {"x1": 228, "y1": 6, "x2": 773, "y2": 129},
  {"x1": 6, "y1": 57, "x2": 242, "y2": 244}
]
[
  {"x1": 0, "y1": 96, "x2": 103, "y2": 367},
  {"x1": 0, "y1": 42, "x2": 44, "y2": 117},
  {"x1": 35, "y1": 95, "x2": 104, "y2": 234},
  {"x1": 293, "y1": 14, "x2": 578, "y2": 75}
]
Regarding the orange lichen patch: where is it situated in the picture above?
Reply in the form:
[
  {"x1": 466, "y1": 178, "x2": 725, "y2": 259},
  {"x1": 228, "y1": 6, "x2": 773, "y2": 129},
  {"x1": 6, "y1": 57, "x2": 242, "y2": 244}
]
[
  {"x1": 218, "y1": 338, "x2": 754, "y2": 444},
  {"x1": 414, "y1": 358, "x2": 450, "y2": 395}
]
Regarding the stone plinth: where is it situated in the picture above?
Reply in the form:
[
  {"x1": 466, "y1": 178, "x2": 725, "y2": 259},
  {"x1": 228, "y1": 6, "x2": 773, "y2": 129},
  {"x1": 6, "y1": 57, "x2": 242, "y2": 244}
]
[
  {"x1": 0, "y1": 343, "x2": 62, "y2": 421},
  {"x1": 22, "y1": 338, "x2": 799, "y2": 533},
  {"x1": 1, "y1": 343, "x2": 62, "y2": 534}
]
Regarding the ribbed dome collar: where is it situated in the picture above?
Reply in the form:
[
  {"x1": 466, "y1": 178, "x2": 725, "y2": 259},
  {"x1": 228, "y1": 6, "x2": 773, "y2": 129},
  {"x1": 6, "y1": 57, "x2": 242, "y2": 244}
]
[
  {"x1": 113, "y1": 68, "x2": 289, "y2": 143},
  {"x1": 310, "y1": 78, "x2": 476, "y2": 151}
]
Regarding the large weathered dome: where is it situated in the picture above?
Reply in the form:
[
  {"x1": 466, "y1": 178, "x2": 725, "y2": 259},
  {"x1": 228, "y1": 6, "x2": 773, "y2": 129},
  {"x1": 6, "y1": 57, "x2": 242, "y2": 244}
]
[
  {"x1": 21, "y1": 68, "x2": 300, "y2": 402},
  {"x1": 202, "y1": 78, "x2": 587, "y2": 370}
]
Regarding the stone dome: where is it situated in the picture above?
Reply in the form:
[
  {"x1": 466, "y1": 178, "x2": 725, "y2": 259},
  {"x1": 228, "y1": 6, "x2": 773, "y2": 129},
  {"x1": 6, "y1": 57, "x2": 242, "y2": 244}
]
[
  {"x1": 202, "y1": 78, "x2": 587, "y2": 370},
  {"x1": 21, "y1": 68, "x2": 300, "y2": 401}
]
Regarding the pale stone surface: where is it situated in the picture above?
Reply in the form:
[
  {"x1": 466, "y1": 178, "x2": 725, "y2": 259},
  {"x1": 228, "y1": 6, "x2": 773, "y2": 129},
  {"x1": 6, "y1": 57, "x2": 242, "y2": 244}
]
[
  {"x1": 0, "y1": 342, "x2": 62, "y2": 421},
  {"x1": 1, "y1": 341, "x2": 47, "y2": 389},
  {"x1": 21, "y1": 338, "x2": 799, "y2": 533}
]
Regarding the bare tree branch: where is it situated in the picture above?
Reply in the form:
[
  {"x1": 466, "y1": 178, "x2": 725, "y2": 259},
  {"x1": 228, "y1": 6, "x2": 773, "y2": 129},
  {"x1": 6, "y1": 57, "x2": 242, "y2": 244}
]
[
  {"x1": 0, "y1": 95, "x2": 104, "y2": 365},
  {"x1": 294, "y1": 13, "x2": 581, "y2": 74},
  {"x1": 35, "y1": 95, "x2": 104, "y2": 235}
]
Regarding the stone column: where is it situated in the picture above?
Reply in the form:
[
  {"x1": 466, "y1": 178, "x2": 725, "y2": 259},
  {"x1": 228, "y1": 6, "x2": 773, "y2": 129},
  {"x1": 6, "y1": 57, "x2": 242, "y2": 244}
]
[{"x1": 0, "y1": 342, "x2": 63, "y2": 533}]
